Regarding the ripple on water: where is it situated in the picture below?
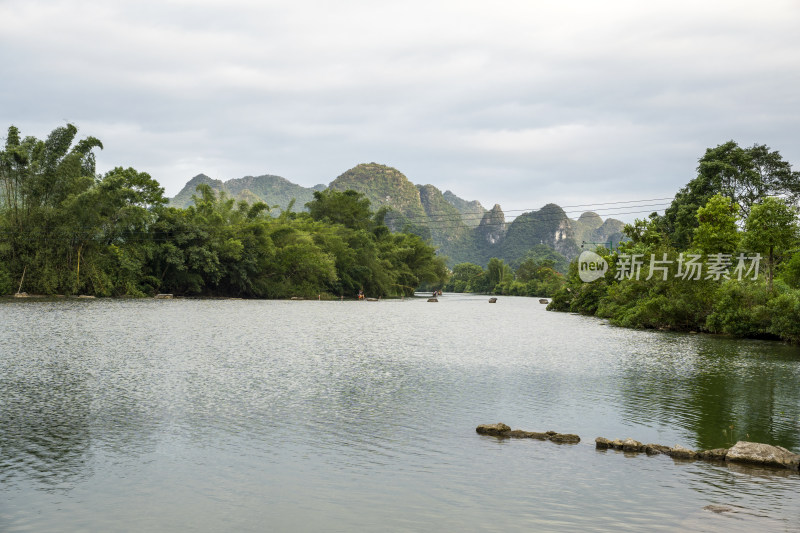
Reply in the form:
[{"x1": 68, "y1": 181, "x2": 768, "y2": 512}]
[{"x1": 1, "y1": 295, "x2": 799, "y2": 532}]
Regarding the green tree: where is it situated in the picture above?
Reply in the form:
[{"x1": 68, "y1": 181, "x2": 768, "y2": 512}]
[
  {"x1": 742, "y1": 197, "x2": 799, "y2": 292},
  {"x1": 445, "y1": 262, "x2": 485, "y2": 292},
  {"x1": 663, "y1": 141, "x2": 800, "y2": 248},
  {"x1": 692, "y1": 194, "x2": 740, "y2": 255},
  {"x1": 306, "y1": 189, "x2": 373, "y2": 230},
  {"x1": 486, "y1": 257, "x2": 512, "y2": 290}
]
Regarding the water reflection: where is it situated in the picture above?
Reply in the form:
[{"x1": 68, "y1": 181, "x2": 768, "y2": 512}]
[
  {"x1": 0, "y1": 361, "x2": 93, "y2": 488},
  {"x1": 615, "y1": 333, "x2": 800, "y2": 450}
]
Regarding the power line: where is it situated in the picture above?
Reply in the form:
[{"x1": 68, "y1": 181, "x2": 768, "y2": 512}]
[
  {"x1": 394, "y1": 208, "x2": 668, "y2": 232},
  {"x1": 404, "y1": 196, "x2": 676, "y2": 221}
]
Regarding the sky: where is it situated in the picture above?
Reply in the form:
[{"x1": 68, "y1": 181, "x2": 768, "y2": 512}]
[{"x1": 2, "y1": 0, "x2": 799, "y2": 221}]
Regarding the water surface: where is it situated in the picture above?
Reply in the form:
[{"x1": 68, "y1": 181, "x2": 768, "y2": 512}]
[{"x1": 2, "y1": 294, "x2": 799, "y2": 531}]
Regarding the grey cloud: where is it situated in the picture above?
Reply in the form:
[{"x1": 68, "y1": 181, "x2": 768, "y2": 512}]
[{"x1": 2, "y1": 0, "x2": 799, "y2": 219}]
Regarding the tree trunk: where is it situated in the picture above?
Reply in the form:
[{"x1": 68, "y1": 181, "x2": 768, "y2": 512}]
[
  {"x1": 76, "y1": 244, "x2": 82, "y2": 292},
  {"x1": 768, "y1": 246, "x2": 774, "y2": 293}
]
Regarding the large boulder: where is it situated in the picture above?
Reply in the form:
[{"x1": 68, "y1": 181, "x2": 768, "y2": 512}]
[
  {"x1": 725, "y1": 441, "x2": 800, "y2": 470},
  {"x1": 476, "y1": 423, "x2": 511, "y2": 436}
]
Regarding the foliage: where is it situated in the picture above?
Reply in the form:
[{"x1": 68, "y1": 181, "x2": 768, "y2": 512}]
[
  {"x1": 306, "y1": 189, "x2": 373, "y2": 230},
  {"x1": 443, "y1": 262, "x2": 486, "y2": 293},
  {"x1": 742, "y1": 197, "x2": 800, "y2": 291},
  {"x1": 779, "y1": 251, "x2": 800, "y2": 288},
  {"x1": 546, "y1": 140, "x2": 800, "y2": 343},
  {"x1": 693, "y1": 194, "x2": 740, "y2": 255},
  {"x1": 706, "y1": 280, "x2": 771, "y2": 337},
  {"x1": 662, "y1": 141, "x2": 800, "y2": 248},
  {"x1": 767, "y1": 288, "x2": 800, "y2": 343},
  {"x1": 0, "y1": 125, "x2": 448, "y2": 299}
]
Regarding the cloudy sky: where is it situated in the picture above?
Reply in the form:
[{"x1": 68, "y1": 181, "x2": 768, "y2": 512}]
[{"x1": 2, "y1": 0, "x2": 799, "y2": 219}]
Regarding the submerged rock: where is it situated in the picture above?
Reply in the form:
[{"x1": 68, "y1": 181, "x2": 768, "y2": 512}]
[
  {"x1": 488, "y1": 297, "x2": 497, "y2": 303},
  {"x1": 508, "y1": 430, "x2": 549, "y2": 440},
  {"x1": 703, "y1": 504, "x2": 735, "y2": 514},
  {"x1": 644, "y1": 444, "x2": 671, "y2": 455},
  {"x1": 622, "y1": 438, "x2": 644, "y2": 452},
  {"x1": 668, "y1": 444, "x2": 698, "y2": 460},
  {"x1": 476, "y1": 423, "x2": 511, "y2": 436},
  {"x1": 698, "y1": 448, "x2": 728, "y2": 461},
  {"x1": 595, "y1": 437, "x2": 612, "y2": 449},
  {"x1": 539, "y1": 299, "x2": 548, "y2": 304},
  {"x1": 726, "y1": 441, "x2": 800, "y2": 470},
  {"x1": 548, "y1": 433, "x2": 580, "y2": 444}
]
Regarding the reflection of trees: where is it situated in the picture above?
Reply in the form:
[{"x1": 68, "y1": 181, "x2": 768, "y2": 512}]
[
  {"x1": 0, "y1": 304, "x2": 161, "y2": 489},
  {"x1": 0, "y1": 365, "x2": 94, "y2": 487},
  {"x1": 616, "y1": 334, "x2": 800, "y2": 451}
]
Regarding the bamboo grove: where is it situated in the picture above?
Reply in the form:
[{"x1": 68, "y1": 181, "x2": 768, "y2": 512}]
[{"x1": 0, "y1": 125, "x2": 448, "y2": 298}]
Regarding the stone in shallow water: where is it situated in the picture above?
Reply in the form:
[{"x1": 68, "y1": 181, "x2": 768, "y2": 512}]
[
  {"x1": 698, "y1": 448, "x2": 728, "y2": 461},
  {"x1": 507, "y1": 430, "x2": 549, "y2": 440},
  {"x1": 622, "y1": 438, "x2": 644, "y2": 452},
  {"x1": 476, "y1": 423, "x2": 511, "y2": 436},
  {"x1": 548, "y1": 433, "x2": 580, "y2": 444},
  {"x1": 668, "y1": 444, "x2": 697, "y2": 460},
  {"x1": 703, "y1": 504, "x2": 735, "y2": 514},
  {"x1": 726, "y1": 441, "x2": 800, "y2": 470},
  {"x1": 595, "y1": 437, "x2": 612, "y2": 449},
  {"x1": 644, "y1": 444, "x2": 671, "y2": 455}
]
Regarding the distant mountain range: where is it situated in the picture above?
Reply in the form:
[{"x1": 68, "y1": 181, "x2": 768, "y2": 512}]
[{"x1": 170, "y1": 163, "x2": 625, "y2": 268}]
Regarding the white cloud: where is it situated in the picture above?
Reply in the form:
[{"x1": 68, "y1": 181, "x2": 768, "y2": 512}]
[{"x1": 1, "y1": 0, "x2": 799, "y2": 217}]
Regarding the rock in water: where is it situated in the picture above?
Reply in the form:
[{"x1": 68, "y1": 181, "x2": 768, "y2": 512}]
[
  {"x1": 698, "y1": 448, "x2": 729, "y2": 461},
  {"x1": 508, "y1": 430, "x2": 549, "y2": 440},
  {"x1": 622, "y1": 438, "x2": 644, "y2": 452},
  {"x1": 726, "y1": 441, "x2": 800, "y2": 470},
  {"x1": 476, "y1": 423, "x2": 511, "y2": 436},
  {"x1": 595, "y1": 437, "x2": 612, "y2": 449},
  {"x1": 644, "y1": 444, "x2": 671, "y2": 455},
  {"x1": 548, "y1": 433, "x2": 580, "y2": 444},
  {"x1": 668, "y1": 444, "x2": 698, "y2": 460}
]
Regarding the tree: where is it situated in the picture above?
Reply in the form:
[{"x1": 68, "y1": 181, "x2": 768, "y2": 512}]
[
  {"x1": 306, "y1": 189, "x2": 373, "y2": 230},
  {"x1": 742, "y1": 197, "x2": 800, "y2": 291},
  {"x1": 446, "y1": 262, "x2": 485, "y2": 292},
  {"x1": 486, "y1": 257, "x2": 512, "y2": 289},
  {"x1": 693, "y1": 194, "x2": 740, "y2": 255},
  {"x1": 663, "y1": 141, "x2": 800, "y2": 248}
]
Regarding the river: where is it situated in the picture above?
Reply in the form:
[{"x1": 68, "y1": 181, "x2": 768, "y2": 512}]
[{"x1": 1, "y1": 294, "x2": 799, "y2": 531}]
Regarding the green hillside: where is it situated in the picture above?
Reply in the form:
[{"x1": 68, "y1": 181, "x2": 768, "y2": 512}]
[
  {"x1": 328, "y1": 163, "x2": 427, "y2": 220},
  {"x1": 170, "y1": 166, "x2": 626, "y2": 268},
  {"x1": 443, "y1": 190, "x2": 486, "y2": 225},
  {"x1": 501, "y1": 203, "x2": 581, "y2": 263},
  {"x1": 170, "y1": 173, "x2": 323, "y2": 212}
]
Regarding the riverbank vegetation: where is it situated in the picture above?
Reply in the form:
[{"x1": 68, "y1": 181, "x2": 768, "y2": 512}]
[
  {"x1": 441, "y1": 245, "x2": 568, "y2": 297},
  {"x1": 549, "y1": 141, "x2": 800, "y2": 343},
  {"x1": 0, "y1": 124, "x2": 447, "y2": 298}
]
